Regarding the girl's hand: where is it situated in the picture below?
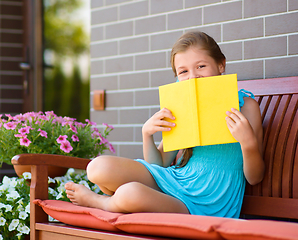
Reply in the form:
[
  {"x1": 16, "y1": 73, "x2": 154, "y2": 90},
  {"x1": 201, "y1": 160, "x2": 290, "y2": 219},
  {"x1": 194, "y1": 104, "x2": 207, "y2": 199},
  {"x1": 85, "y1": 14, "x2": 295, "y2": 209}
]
[
  {"x1": 142, "y1": 108, "x2": 176, "y2": 137},
  {"x1": 225, "y1": 108, "x2": 256, "y2": 145}
]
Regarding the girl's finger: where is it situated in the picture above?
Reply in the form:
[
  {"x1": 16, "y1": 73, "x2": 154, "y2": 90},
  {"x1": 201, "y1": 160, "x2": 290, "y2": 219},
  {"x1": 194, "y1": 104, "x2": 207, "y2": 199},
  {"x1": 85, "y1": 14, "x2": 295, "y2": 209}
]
[
  {"x1": 230, "y1": 108, "x2": 245, "y2": 120},
  {"x1": 225, "y1": 116, "x2": 236, "y2": 128},
  {"x1": 226, "y1": 111, "x2": 241, "y2": 123},
  {"x1": 159, "y1": 120, "x2": 175, "y2": 127}
]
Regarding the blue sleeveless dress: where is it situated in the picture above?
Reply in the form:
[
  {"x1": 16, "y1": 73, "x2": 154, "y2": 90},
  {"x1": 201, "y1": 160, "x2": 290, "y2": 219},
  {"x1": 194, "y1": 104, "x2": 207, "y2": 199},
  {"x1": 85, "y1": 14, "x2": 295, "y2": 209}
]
[{"x1": 135, "y1": 90, "x2": 254, "y2": 218}]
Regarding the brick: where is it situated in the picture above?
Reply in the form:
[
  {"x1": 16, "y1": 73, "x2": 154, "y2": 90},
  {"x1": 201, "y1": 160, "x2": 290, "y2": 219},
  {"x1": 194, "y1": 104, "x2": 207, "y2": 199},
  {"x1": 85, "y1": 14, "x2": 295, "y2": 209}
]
[
  {"x1": 105, "y1": 56, "x2": 133, "y2": 73},
  {"x1": 120, "y1": 109, "x2": 149, "y2": 124},
  {"x1": 119, "y1": 144, "x2": 143, "y2": 159},
  {"x1": 185, "y1": 0, "x2": 220, "y2": 8},
  {"x1": 91, "y1": 76, "x2": 118, "y2": 90},
  {"x1": 226, "y1": 60, "x2": 263, "y2": 80},
  {"x1": 108, "y1": 126, "x2": 134, "y2": 142},
  {"x1": 192, "y1": 25, "x2": 222, "y2": 43},
  {"x1": 134, "y1": 126, "x2": 143, "y2": 142},
  {"x1": 91, "y1": 7, "x2": 118, "y2": 25},
  {"x1": 151, "y1": 69, "x2": 175, "y2": 87},
  {"x1": 266, "y1": 12, "x2": 298, "y2": 36},
  {"x1": 120, "y1": 36, "x2": 149, "y2": 55},
  {"x1": 289, "y1": 35, "x2": 298, "y2": 55},
  {"x1": 0, "y1": 75, "x2": 22, "y2": 85},
  {"x1": 90, "y1": 60, "x2": 104, "y2": 75},
  {"x1": 1, "y1": 89, "x2": 22, "y2": 99},
  {"x1": 1, "y1": 103, "x2": 22, "y2": 114},
  {"x1": 105, "y1": 0, "x2": 130, "y2": 6},
  {"x1": 91, "y1": 110, "x2": 118, "y2": 124},
  {"x1": 135, "y1": 89, "x2": 159, "y2": 106},
  {"x1": 219, "y1": 42, "x2": 242, "y2": 61},
  {"x1": 204, "y1": 1, "x2": 242, "y2": 24},
  {"x1": 91, "y1": 27, "x2": 104, "y2": 42},
  {"x1": 91, "y1": 0, "x2": 104, "y2": 8},
  {"x1": 120, "y1": 1, "x2": 148, "y2": 20},
  {"x1": 135, "y1": 15, "x2": 166, "y2": 35},
  {"x1": 151, "y1": 31, "x2": 183, "y2": 51},
  {"x1": 0, "y1": 19, "x2": 22, "y2": 30},
  {"x1": 106, "y1": 91, "x2": 133, "y2": 107},
  {"x1": 265, "y1": 56, "x2": 298, "y2": 78},
  {"x1": 223, "y1": 18, "x2": 263, "y2": 41},
  {"x1": 0, "y1": 32, "x2": 22, "y2": 44},
  {"x1": 0, "y1": 47, "x2": 22, "y2": 57},
  {"x1": 244, "y1": 37, "x2": 287, "y2": 59},
  {"x1": 289, "y1": 0, "x2": 298, "y2": 10},
  {"x1": 106, "y1": 21, "x2": 133, "y2": 39},
  {"x1": 91, "y1": 41, "x2": 118, "y2": 58},
  {"x1": 0, "y1": 61, "x2": 20, "y2": 71},
  {"x1": 120, "y1": 72, "x2": 149, "y2": 89},
  {"x1": 244, "y1": 0, "x2": 286, "y2": 18},
  {"x1": 150, "y1": 0, "x2": 183, "y2": 14},
  {"x1": 168, "y1": 8, "x2": 202, "y2": 30},
  {"x1": 0, "y1": 5, "x2": 22, "y2": 15},
  {"x1": 135, "y1": 52, "x2": 167, "y2": 71}
]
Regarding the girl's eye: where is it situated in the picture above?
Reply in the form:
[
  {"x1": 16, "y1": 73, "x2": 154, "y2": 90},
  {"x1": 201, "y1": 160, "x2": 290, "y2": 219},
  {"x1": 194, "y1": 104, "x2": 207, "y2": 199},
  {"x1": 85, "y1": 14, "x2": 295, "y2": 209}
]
[
  {"x1": 198, "y1": 65, "x2": 206, "y2": 69},
  {"x1": 179, "y1": 70, "x2": 187, "y2": 75}
]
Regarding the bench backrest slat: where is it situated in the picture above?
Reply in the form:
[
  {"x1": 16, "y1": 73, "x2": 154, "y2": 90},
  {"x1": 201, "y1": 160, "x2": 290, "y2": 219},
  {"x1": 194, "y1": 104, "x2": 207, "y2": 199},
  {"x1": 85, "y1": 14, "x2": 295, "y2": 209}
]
[{"x1": 238, "y1": 77, "x2": 298, "y2": 219}]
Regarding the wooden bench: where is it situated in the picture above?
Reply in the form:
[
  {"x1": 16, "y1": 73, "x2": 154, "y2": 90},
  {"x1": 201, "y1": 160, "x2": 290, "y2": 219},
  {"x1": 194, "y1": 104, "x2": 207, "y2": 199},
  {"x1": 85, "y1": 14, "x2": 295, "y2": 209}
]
[{"x1": 12, "y1": 76, "x2": 298, "y2": 240}]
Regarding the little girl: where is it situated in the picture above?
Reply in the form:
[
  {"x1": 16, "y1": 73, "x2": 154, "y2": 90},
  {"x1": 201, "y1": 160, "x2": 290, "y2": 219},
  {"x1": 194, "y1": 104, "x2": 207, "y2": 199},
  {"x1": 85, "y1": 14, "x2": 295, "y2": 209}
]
[{"x1": 65, "y1": 31, "x2": 265, "y2": 218}]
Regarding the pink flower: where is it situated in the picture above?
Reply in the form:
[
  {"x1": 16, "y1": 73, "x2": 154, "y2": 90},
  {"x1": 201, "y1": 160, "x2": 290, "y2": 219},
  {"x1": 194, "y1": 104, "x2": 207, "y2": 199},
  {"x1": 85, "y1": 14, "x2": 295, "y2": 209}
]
[
  {"x1": 70, "y1": 125, "x2": 78, "y2": 134},
  {"x1": 103, "y1": 123, "x2": 114, "y2": 130},
  {"x1": 3, "y1": 122, "x2": 17, "y2": 130},
  {"x1": 38, "y1": 128, "x2": 48, "y2": 138},
  {"x1": 20, "y1": 137, "x2": 31, "y2": 147},
  {"x1": 85, "y1": 119, "x2": 96, "y2": 126},
  {"x1": 60, "y1": 140, "x2": 73, "y2": 153},
  {"x1": 108, "y1": 143, "x2": 115, "y2": 153},
  {"x1": 71, "y1": 135, "x2": 79, "y2": 142},
  {"x1": 18, "y1": 126, "x2": 31, "y2": 134},
  {"x1": 15, "y1": 133, "x2": 26, "y2": 138},
  {"x1": 56, "y1": 135, "x2": 67, "y2": 144},
  {"x1": 98, "y1": 133, "x2": 108, "y2": 144}
]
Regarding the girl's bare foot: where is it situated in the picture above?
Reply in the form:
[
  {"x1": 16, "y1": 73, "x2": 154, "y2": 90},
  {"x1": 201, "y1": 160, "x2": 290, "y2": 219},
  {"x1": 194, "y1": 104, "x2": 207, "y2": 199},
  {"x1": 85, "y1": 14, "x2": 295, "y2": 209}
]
[{"x1": 65, "y1": 182, "x2": 109, "y2": 210}]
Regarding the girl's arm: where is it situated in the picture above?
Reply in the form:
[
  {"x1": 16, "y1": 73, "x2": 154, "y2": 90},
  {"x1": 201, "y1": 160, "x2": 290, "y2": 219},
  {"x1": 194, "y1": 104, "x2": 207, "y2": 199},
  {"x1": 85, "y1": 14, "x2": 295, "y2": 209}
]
[
  {"x1": 226, "y1": 97, "x2": 265, "y2": 185},
  {"x1": 142, "y1": 108, "x2": 178, "y2": 167}
]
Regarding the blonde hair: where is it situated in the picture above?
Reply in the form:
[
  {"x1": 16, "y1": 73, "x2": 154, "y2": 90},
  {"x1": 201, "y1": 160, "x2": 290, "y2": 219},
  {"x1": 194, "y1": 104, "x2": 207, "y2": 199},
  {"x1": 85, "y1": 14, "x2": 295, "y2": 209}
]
[{"x1": 171, "y1": 31, "x2": 226, "y2": 168}]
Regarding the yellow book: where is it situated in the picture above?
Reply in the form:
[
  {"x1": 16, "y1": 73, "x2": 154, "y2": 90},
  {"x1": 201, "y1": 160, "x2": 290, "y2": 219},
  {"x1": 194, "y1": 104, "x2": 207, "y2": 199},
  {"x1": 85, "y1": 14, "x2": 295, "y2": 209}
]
[{"x1": 159, "y1": 74, "x2": 239, "y2": 152}]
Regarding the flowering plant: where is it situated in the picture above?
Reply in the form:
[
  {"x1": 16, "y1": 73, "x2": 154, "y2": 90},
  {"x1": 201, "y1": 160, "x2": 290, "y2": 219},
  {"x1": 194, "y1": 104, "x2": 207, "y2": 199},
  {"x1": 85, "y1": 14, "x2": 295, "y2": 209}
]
[
  {"x1": 0, "y1": 169, "x2": 102, "y2": 240},
  {"x1": 0, "y1": 111, "x2": 115, "y2": 166}
]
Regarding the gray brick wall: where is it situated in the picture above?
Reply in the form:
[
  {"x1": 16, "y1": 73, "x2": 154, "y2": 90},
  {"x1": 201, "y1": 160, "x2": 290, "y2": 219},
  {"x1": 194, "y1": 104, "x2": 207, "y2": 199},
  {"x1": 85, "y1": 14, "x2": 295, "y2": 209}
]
[{"x1": 90, "y1": 0, "x2": 298, "y2": 159}]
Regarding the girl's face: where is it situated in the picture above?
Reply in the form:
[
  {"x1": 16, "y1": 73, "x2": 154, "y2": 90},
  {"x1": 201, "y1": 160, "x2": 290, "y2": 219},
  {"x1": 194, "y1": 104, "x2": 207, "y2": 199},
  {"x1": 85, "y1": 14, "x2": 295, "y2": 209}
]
[{"x1": 174, "y1": 47, "x2": 225, "y2": 81}]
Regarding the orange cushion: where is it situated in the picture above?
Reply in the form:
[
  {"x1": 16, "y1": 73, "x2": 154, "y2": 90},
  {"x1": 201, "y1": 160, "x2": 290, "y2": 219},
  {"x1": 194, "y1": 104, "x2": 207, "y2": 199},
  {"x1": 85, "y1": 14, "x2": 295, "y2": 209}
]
[
  {"x1": 114, "y1": 212, "x2": 234, "y2": 240},
  {"x1": 33, "y1": 199, "x2": 122, "y2": 231},
  {"x1": 217, "y1": 219, "x2": 298, "y2": 240}
]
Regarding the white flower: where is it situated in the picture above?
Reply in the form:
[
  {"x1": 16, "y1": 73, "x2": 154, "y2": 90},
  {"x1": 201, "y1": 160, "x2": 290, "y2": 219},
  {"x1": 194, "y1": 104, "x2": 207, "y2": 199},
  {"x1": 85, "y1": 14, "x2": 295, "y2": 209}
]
[
  {"x1": 56, "y1": 192, "x2": 63, "y2": 199},
  {"x1": 66, "y1": 168, "x2": 75, "y2": 175},
  {"x1": 48, "y1": 187, "x2": 58, "y2": 196},
  {"x1": 22, "y1": 172, "x2": 31, "y2": 180},
  {"x1": 92, "y1": 185, "x2": 101, "y2": 194},
  {"x1": 6, "y1": 190, "x2": 20, "y2": 200},
  {"x1": 78, "y1": 180, "x2": 90, "y2": 190},
  {"x1": 0, "y1": 217, "x2": 6, "y2": 226},
  {"x1": 5, "y1": 205, "x2": 12, "y2": 212},
  {"x1": 19, "y1": 211, "x2": 28, "y2": 220},
  {"x1": 0, "y1": 234, "x2": 3, "y2": 240},
  {"x1": 48, "y1": 177, "x2": 55, "y2": 184},
  {"x1": 57, "y1": 184, "x2": 66, "y2": 193},
  {"x1": 8, "y1": 219, "x2": 19, "y2": 231},
  {"x1": 0, "y1": 203, "x2": 6, "y2": 209},
  {"x1": 25, "y1": 203, "x2": 30, "y2": 213},
  {"x1": 17, "y1": 223, "x2": 30, "y2": 234}
]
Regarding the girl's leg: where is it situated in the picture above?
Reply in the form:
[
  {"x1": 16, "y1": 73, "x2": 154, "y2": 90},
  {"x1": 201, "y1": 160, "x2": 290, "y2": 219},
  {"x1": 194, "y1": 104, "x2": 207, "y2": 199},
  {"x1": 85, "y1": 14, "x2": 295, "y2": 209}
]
[
  {"x1": 65, "y1": 181, "x2": 189, "y2": 214},
  {"x1": 65, "y1": 155, "x2": 189, "y2": 214},
  {"x1": 84, "y1": 155, "x2": 162, "y2": 195}
]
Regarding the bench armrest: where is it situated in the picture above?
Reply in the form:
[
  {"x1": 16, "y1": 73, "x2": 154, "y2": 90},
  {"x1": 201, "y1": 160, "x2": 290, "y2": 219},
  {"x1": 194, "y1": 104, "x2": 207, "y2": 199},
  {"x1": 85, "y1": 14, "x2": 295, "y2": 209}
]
[{"x1": 11, "y1": 153, "x2": 91, "y2": 170}]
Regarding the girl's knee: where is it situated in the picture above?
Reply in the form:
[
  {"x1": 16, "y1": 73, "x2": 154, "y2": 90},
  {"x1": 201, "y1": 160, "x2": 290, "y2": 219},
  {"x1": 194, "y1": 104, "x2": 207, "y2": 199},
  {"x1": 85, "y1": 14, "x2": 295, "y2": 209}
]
[
  {"x1": 86, "y1": 155, "x2": 115, "y2": 183},
  {"x1": 112, "y1": 182, "x2": 144, "y2": 211}
]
